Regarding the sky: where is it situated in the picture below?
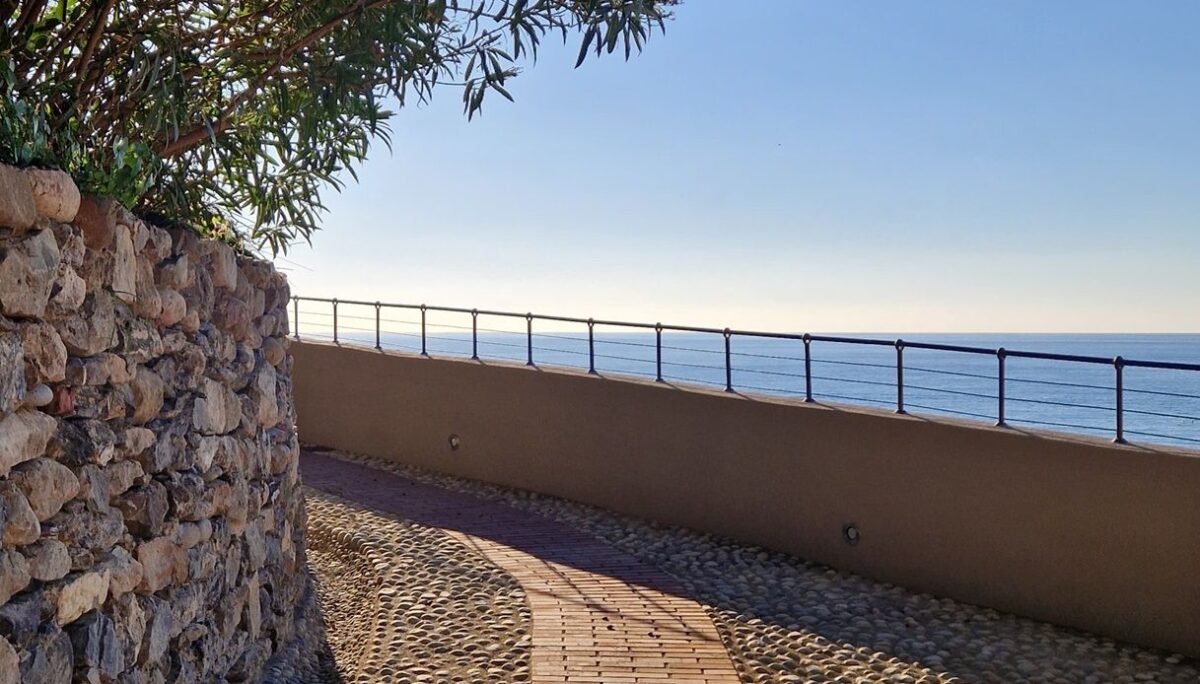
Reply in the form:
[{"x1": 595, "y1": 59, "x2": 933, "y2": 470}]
[{"x1": 284, "y1": 0, "x2": 1200, "y2": 333}]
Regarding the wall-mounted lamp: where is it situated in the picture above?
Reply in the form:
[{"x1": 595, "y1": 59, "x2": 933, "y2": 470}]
[{"x1": 842, "y1": 523, "x2": 861, "y2": 546}]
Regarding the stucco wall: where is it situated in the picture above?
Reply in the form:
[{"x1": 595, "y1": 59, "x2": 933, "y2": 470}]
[
  {"x1": 292, "y1": 341, "x2": 1200, "y2": 657},
  {"x1": 0, "y1": 166, "x2": 305, "y2": 683}
]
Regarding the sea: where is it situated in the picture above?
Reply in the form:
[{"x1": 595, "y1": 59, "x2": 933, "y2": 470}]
[{"x1": 295, "y1": 306, "x2": 1199, "y2": 450}]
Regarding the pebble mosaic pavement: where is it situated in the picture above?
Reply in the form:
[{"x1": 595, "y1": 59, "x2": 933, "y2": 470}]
[{"x1": 301, "y1": 448, "x2": 1199, "y2": 684}]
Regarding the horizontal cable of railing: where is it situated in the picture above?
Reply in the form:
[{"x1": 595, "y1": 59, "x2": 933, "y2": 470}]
[{"x1": 290, "y1": 296, "x2": 1200, "y2": 448}]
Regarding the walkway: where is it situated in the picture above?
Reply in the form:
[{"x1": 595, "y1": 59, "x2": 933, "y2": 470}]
[{"x1": 301, "y1": 449, "x2": 741, "y2": 684}]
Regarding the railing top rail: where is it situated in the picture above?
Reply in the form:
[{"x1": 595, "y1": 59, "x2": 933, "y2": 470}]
[
  {"x1": 1003, "y1": 349, "x2": 1116, "y2": 366},
  {"x1": 290, "y1": 296, "x2": 1200, "y2": 372},
  {"x1": 1124, "y1": 359, "x2": 1200, "y2": 372},
  {"x1": 901, "y1": 340, "x2": 998, "y2": 355},
  {"x1": 808, "y1": 334, "x2": 896, "y2": 348}
]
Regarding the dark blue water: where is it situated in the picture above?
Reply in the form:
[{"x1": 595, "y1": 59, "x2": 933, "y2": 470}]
[{"x1": 295, "y1": 306, "x2": 1200, "y2": 449}]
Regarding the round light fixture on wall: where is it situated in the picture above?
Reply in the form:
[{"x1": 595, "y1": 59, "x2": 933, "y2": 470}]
[
  {"x1": 448, "y1": 434, "x2": 461, "y2": 451},
  {"x1": 842, "y1": 523, "x2": 861, "y2": 546}
]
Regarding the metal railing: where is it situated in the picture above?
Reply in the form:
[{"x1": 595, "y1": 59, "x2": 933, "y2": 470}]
[{"x1": 290, "y1": 296, "x2": 1200, "y2": 448}]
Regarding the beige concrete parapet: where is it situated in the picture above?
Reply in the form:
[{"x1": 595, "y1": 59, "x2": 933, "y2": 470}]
[{"x1": 292, "y1": 341, "x2": 1200, "y2": 657}]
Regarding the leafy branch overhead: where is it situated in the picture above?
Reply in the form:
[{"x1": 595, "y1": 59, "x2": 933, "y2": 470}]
[{"x1": 0, "y1": 0, "x2": 678, "y2": 254}]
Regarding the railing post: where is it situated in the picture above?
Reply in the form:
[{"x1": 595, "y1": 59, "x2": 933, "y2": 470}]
[
  {"x1": 895, "y1": 339, "x2": 906, "y2": 414},
  {"x1": 803, "y1": 334, "x2": 813, "y2": 402},
  {"x1": 292, "y1": 296, "x2": 299, "y2": 341},
  {"x1": 419, "y1": 304, "x2": 427, "y2": 356},
  {"x1": 1114, "y1": 356, "x2": 1125, "y2": 443},
  {"x1": 996, "y1": 348, "x2": 1007, "y2": 426},
  {"x1": 723, "y1": 329, "x2": 733, "y2": 393},
  {"x1": 587, "y1": 319, "x2": 596, "y2": 374},
  {"x1": 525, "y1": 314, "x2": 535, "y2": 366},
  {"x1": 471, "y1": 309, "x2": 479, "y2": 360},
  {"x1": 374, "y1": 301, "x2": 381, "y2": 350},
  {"x1": 331, "y1": 298, "x2": 338, "y2": 344},
  {"x1": 655, "y1": 323, "x2": 663, "y2": 382}
]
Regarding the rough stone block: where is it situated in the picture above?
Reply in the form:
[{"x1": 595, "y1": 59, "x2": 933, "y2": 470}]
[
  {"x1": 66, "y1": 611, "x2": 124, "y2": 679},
  {"x1": 122, "y1": 427, "x2": 156, "y2": 456},
  {"x1": 0, "y1": 485, "x2": 40, "y2": 546},
  {"x1": 210, "y1": 244, "x2": 238, "y2": 290},
  {"x1": 53, "y1": 571, "x2": 111, "y2": 625},
  {"x1": 18, "y1": 322, "x2": 66, "y2": 385},
  {"x1": 144, "y1": 225, "x2": 171, "y2": 261},
  {"x1": 212, "y1": 295, "x2": 250, "y2": 341},
  {"x1": 195, "y1": 436, "x2": 222, "y2": 472},
  {"x1": 0, "y1": 228, "x2": 60, "y2": 319},
  {"x1": 71, "y1": 464, "x2": 109, "y2": 509},
  {"x1": 21, "y1": 539, "x2": 71, "y2": 582},
  {"x1": 53, "y1": 290, "x2": 116, "y2": 357},
  {"x1": 9, "y1": 457, "x2": 80, "y2": 520},
  {"x1": 261, "y1": 336, "x2": 285, "y2": 367},
  {"x1": 73, "y1": 195, "x2": 118, "y2": 250},
  {"x1": 0, "y1": 590, "x2": 44, "y2": 647},
  {"x1": 243, "y1": 517, "x2": 268, "y2": 572},
  {"x1": 45, "y1": 501, "x2": 123, "y2": 552},
  {"x1": 133, "y1": 258, "x2": 162, "y2": 321},
  {"x1": 172, "y1": 520, "x2": 212, "y2": 550},
  {"x1": 118, "y1": 318, "x2": 163, "y2": 366},
  {"x1": 0, "y1": 634, "x2": 16, "y2": 684},
  {"x1": 137, "y1": 595, "x2": 171, "y2": 666},
  {"x1": 135, "y1": 538, "x2": 183, "y2": 594},
  {"x1": 112, "y1": 224, "x2": 136, "y2": 303},
  {"x1": 165, "y1": 582, "x2": 203, "y2": 638},
  {"x1": 0, "y1": 549, "x2": 31, "y2": 605},
  {"x1": 251, "y1": 362, "x2": 278, "y2": 427},
  {"x1": 96, "y1": 353, "x2": 132, "y2": 385},
  {"x1": 54, "y1": 419, "x2": 117, "y2": 467},
  {"x1": 192, "y1": 377, "x2": 240, "y2": 435},
  {"x1": 24, "y1": 168, "x2": 80, "y2": 223},
  {"x1": 114, "y1": 481, "x2": 168, "y2": 537},
  {"x1": 98, "y1": 547, "x2": 143, "y2": 600},
  {"x1": 0, "y1": 410, "x2": 56, "y2": 477},
  {"x1": 127, "y1": 367, "x2": 164, "y2": 426},
  {"x1": 0, "y1": 164, "x2": 37, "y2": 232},
  {"x1": 48, "y1": 266, "x2": 85, "y2": 313},
  {"x1": 156, "y1": 288, "x2": 186, "y2": 328},
  {"x1": 108, "y1": 593, "x2": 145, "y2": 669},
  {"x1": 156, "y1": 254, "x2": 188, "y2": 291},
  {"x1": 166, "y1": 473, "x2": 217, "y2": 522},
  {"x1": 104, "y1": 459, "x2": 144, "y2": 501},
  {"x1": 18, "y1": 629, "x2": 72, "y2": 684}
]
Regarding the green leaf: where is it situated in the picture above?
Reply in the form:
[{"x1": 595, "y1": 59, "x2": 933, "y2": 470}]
[{"x1": 576, "y1": 26, "x2": 597, "y2": 68}]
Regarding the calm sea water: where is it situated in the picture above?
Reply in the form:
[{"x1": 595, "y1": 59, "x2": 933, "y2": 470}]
[{"x1": 297, "y1": 309, "x2": 1199, "y2": 449}]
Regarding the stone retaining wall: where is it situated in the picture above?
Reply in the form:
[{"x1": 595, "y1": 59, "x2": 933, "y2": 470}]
[{"x1": 0, "y1": 165, "x2": 304, "y2": 683}]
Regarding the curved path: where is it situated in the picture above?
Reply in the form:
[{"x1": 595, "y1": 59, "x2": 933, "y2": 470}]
[{"x1": 302, "y1": 449, "x2": 740, "y2": 684}]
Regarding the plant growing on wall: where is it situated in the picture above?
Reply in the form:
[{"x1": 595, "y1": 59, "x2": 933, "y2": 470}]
[{"x1": 0, "y1": 0, "x2": 677, "y2": 254}]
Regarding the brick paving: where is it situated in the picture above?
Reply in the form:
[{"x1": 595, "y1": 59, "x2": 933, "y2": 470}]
[{"x1": 301, "y1": 449, "x2": 740, "y2": 684}]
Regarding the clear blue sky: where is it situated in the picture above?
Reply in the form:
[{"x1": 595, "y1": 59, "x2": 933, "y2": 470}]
[{"x1": 285, "y1": 0, "x2": 1200, "y2": 333}]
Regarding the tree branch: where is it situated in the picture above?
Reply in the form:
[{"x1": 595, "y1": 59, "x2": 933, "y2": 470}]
[
  {"x1": 72, "y1": 0, "x2": 118, "y2": 95},
  {"x1": 157, "y1": 0, "x2": 399, "y2": 158}
]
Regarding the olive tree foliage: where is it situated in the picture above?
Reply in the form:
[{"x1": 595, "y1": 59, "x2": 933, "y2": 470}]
[{"x1": 0, "y1": 0, "x2": 677, "y2": 253}]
